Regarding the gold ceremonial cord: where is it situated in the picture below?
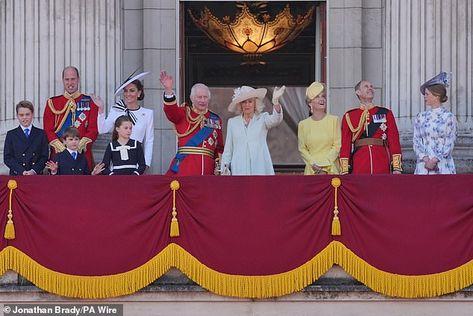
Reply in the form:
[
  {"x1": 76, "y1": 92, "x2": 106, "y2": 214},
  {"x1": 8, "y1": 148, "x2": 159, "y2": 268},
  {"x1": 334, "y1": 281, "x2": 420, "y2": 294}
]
[
  {"x1": 175, "y1": 107, "x2": 206, "y2": 138},
  {"x1": 345, "y1": 107, "x2": 369, "y2": 142},
  {"x1": 48, "y1": 91, "x2": 81, "y2": 134}
]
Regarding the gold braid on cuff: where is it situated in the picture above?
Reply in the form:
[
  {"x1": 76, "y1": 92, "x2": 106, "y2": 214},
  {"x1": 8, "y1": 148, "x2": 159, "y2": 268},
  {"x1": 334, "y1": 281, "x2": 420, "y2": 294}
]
[
  {"x1": 77, "y1": 137, "x2": 92, "y2": 153},
  {"x1": 339, "y1": 158, "x2": 349, "y2": 175},
  {"x1": 392, "y1": 154, "x2": 402, "y2": 172}
]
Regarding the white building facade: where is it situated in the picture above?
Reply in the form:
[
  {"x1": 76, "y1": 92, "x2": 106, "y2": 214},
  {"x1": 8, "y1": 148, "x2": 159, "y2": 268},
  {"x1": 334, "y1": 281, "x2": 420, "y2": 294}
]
[
  {"x1": 0, "y1": 0, "x2": 472, "y2": 173},
  {"x1": 0, "y1": 1, "x2": 473, "y2": 314}
]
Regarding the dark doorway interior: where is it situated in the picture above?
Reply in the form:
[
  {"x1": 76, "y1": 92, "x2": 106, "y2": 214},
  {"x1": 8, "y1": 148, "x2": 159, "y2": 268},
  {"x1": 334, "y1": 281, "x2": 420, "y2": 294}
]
[
  {"x1": 182, "y1": 1, "x2": 323, "y2": 97},
  {"x1": 181, "y1": 1, "x2": 325, "y2": 167}
]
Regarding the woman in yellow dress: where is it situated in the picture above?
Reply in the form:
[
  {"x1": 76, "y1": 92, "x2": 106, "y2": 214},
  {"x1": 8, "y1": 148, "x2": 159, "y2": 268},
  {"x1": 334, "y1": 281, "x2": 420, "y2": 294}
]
[{"x1": 298, "y1": 82, "x2": 341, "y2": 175}]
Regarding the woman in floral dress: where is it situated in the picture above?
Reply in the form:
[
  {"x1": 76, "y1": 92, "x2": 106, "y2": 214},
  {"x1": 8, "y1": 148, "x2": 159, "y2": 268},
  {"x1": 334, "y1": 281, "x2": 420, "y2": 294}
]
[{"x1": 413, "y1": 72, "x2": 456, "y2": 174}]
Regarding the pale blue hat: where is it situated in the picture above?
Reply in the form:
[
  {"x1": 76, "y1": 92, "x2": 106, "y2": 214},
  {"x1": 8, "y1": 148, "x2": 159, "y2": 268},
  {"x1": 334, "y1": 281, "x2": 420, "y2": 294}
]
[{"x1": 420, "y1": 72, "x2": 449, "y2": 95}]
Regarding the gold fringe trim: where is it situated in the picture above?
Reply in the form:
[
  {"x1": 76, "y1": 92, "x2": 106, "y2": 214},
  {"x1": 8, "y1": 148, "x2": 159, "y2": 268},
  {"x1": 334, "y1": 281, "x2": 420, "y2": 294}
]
[
  {"x1": 0, "y1": 246, "x2": 173, "y2": 299},
  {"x1": 0, "y1": 244, "x2": 334, "y2": 299},
  {"x1": 171, "y1": 243, "x2": 334, "y2": 298},
  {"x1": 332, "y1": 241, "x2": 473, "y2": 298},
  {"x1": 0, "y1": 242, "x2": 472, "y2": 299}
]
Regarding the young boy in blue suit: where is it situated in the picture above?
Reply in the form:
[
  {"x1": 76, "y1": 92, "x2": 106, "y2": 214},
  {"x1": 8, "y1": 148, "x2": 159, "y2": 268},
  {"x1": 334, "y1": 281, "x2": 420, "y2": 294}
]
[
  {"x1": 3, "y1": 100, "x2": 49, "y2": 175},
  {"x1": 46, "y1": 127, "x2": 89, "y2": 175}
]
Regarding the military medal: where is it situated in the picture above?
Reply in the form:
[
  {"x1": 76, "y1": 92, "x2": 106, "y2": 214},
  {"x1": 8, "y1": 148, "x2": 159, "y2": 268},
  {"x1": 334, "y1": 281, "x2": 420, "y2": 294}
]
[
  {"x1": 208, "y1": 137, "x2": 214, "y2": 146},
  {"x1": 373, "y1": 114, "x2": 387, "y2": 123},
  {"x1": 380, "y1": 122, "x2": 387, "y2": 140}
]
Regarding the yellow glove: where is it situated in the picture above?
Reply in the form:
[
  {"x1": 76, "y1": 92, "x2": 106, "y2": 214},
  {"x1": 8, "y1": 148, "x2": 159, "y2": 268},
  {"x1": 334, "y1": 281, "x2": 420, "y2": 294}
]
[
  {"x1": 50, "y1": 139, "x2": 66, "y2": 153},
  {"x1": 77, "y1": 137, "x2": 92, "y2": 153}
]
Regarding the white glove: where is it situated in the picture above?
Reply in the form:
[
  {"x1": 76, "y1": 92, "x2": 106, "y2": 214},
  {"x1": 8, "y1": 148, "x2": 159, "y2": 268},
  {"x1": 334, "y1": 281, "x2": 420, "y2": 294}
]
[{"x1": 272, "y1": 85, "x2": 286, "y2": 105}]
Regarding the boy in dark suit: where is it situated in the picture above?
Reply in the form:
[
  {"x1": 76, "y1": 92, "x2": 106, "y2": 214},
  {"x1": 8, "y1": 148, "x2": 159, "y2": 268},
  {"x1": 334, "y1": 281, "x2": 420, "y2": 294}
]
[
  {"x1": 45, "y1": 127, "x2": 89, "y2": 175},
  {"x1": 3, "y1": 100, "x2": 49, "y2": 175}
]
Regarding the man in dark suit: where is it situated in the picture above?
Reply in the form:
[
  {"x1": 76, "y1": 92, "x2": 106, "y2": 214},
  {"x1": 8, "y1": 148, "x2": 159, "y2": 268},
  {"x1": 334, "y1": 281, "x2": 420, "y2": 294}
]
[{"x1": 3, "y1": 100, "x2": 49, "y2": 175}]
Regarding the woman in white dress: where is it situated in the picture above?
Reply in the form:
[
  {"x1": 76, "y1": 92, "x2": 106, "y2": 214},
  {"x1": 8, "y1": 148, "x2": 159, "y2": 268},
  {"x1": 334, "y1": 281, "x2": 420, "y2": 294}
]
[
  {"x1": 220, "y1": 86, "x2": 285, "y2": 175},
  {"x1": 94, "y1": 76, "x2": 154, "y2": 167},
  {"x1": 413, "y1": 72, "x2": 456, "y2": 174}
]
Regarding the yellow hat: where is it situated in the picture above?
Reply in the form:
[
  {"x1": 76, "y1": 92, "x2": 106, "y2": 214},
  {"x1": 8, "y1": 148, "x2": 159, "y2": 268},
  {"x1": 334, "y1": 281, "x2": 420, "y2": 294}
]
[{"x1": 306, "y1": 81, "x2": 324, "y2": 100}]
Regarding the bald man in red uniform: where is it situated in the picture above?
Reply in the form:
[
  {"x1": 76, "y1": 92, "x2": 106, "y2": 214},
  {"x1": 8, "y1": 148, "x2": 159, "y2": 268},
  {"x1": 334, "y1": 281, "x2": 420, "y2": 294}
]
[
  {"x1": 160, "y1": 71, "x2": 224, "y2": 175},
  {"x1": 339, "y1": 80, "x2": 402, "y2": 175},
  {"x1": 43, "y1": 66, "x2": 98, "y2": 170}
]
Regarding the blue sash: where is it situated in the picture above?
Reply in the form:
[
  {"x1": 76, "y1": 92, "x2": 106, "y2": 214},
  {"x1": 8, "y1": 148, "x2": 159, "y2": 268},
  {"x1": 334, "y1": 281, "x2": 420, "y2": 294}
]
[
  {"x1": 56, "y1": 96, "x2": 91, "y2": 138},
  {"x1": 170, "y1": 112, "x2": 219, "y2": 173}
]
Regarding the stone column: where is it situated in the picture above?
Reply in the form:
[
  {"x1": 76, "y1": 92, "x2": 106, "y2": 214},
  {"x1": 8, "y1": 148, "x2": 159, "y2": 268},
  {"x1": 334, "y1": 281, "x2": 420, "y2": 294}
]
[
  {"x1": 122, "y1": 0, "x2": 178, "y2": 174},
  {"x1": 385, "y1": 0, "x2": 473, "y2": 172},
  {"x1": 327, "y1": 0, "x2": 384, "y2": 117},
  {"x1": 143, "y1": 0, "x2": 178, "y2": 174},
  {"x1": 0, "y1": 0, "x2": 121, "y2": 174}
]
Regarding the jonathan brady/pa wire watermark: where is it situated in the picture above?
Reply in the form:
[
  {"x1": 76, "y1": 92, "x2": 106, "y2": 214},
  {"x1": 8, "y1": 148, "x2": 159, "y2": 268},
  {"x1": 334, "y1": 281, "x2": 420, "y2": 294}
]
[{"x1": 2, "y1": 304, "x2": 123, "y2": 316}]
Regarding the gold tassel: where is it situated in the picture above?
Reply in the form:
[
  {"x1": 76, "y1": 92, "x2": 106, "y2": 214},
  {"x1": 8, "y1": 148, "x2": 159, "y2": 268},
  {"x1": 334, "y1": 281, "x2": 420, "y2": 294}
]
[
  {"x1": 331, "y1": 177, "x2": 341, "y2": 236},
  {"x1": 4, "y1": 179, "x2": 18, "y2": 240},
  {"x1": 331, "y1": 216, "x2": 341, "y2": 236},
  {"x1": 170, "y1": 218, "x2": 180, "y2": 237},
  {"x1": 169, "y1": 180, "x2": 181, "y2": 237}
]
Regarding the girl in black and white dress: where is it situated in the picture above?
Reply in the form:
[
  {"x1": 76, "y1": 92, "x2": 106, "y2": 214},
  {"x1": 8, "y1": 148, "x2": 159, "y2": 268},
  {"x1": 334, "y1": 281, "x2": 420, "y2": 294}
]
[{"x1": 93, "y1": 116, "x2": 146, "y2": 175}]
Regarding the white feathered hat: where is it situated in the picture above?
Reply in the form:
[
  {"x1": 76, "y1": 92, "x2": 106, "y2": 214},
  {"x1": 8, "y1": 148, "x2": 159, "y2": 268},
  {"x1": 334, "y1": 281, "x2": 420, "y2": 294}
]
[{"x1": 228, "y1": 86, "x2": 267, "y2": 114}]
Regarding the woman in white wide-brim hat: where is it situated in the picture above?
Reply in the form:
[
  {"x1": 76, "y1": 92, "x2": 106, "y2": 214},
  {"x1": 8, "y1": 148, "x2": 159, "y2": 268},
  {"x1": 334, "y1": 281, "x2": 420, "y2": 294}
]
[
  {"x1": 92, "y1": 72, "x2": 154, "y2": 168},
  {"x1": 220, "y1": 85, "x2": 285, "y2": 175}
]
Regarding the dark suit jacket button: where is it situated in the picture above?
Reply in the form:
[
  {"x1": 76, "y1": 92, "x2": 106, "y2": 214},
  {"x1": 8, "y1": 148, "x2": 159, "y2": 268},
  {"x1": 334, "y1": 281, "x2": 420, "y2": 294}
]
[{"x1": 22, "y1": 153, "x2": 26, "y2": 156}]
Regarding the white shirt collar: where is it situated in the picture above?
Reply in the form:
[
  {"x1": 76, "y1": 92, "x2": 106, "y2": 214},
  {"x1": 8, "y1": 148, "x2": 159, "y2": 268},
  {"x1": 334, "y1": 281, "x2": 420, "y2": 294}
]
[
  {"x1": 21, "y1": 125, "x2": 33, "y2": 132},
  {"x1": 66, "y1": 148, "x2": 78, "y2": 156}
]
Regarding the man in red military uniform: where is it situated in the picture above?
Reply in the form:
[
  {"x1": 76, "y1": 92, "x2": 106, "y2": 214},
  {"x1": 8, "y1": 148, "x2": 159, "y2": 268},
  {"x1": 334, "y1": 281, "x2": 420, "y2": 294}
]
[
  {"x1": 339, "y1": 80, "x2": 402, "y2": 175},
  {"x1": 160, "y1": 71, "x2": 224, "y2": 175},
  {"x1": 43, "y1": 66, "x2": 98, "y2": 170}
]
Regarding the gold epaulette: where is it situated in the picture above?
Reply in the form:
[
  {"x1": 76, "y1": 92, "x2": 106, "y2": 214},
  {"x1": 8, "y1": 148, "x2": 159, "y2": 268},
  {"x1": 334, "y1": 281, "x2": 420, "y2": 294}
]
[
  {"x1": 47, "y1": 98, "x2": 69, "y2": 115},
  {"x1": 345, "y1": 108, "x2": 370, "y2": 142}
]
